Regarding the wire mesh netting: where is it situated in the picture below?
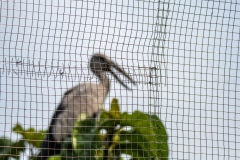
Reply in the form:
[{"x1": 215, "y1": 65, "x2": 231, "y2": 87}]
[{"x1": 0, "y1": 0, "x2": 239, "y2": 159}]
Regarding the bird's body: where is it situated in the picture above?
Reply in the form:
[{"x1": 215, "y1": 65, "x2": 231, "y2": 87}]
[
  {"x1": 38, "y1": 54, "x2": 135, "y2": 160},
  {"x1": 52, "y1": 78, "x2": 109, "y2": 142}
]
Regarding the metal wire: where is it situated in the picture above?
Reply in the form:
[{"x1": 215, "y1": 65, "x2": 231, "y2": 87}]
[{"x1": 0, "y1": 0, "x2": 239, "y2": 159}]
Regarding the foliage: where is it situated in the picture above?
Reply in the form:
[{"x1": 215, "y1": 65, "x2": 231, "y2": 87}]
[
  {"x1": 0, "y1": 98, "x2": 168, "y2": 160},
  {"x1": 61, "y1": 98, "x2": 168, "y2": 160},
  {"x1": 12, "y1": 124, "x2": 46, "y2": 148},
  {"x1": 0, "y1": 124, "x2": 46, "y2": 160},
  {"x1": 0, "y1": 138, "x2": 25, "y2": 160}
]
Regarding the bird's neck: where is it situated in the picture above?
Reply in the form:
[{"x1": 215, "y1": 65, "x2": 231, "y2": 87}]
[{"x1": 97, "y1": 72, "x2": 110, "y2": 92}]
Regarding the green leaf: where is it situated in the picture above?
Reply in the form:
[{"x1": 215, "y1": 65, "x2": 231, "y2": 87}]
[
  {"x1": 112, "y1": 129, "x2": 151, "y2": 157},
  {"x1": 97, "y1": 111, "x2": 168, "y2": 159},
  {"x1": 0, "y1": 137, "x2": 25, "y2": 160},
  {"x1": 119, "y1": 111, "x2": 168, "y2": 159},
  {"x1": 119, "y1": 112, "x2": 156, "y2": 156},
  {"x1": 47, "y1": 155, "x2": 61, "y2": 160},
  {"x1": 60, "y1": 137, "x2": 78, "y2": 160},
  {"x1": 109, "y1": 142, "x2": 150, "y2": 160},
  {"x1": 0, "y1": 138, "x2": 11, "y2": 160},
  {"x1": 66, "y1": 117, "x2": 103, "y2": 160},
  {"x1": 12, "y1": 123, "x2": 46, "y2": 148},
  {"x1": 148, "y1": 115, "x2": 168, "y2": 160},
  {"x1": 98, "y1": 98, "x2": 121, "y2": 123},
  {"x1": 109, "y1": 98, "x2": 121, "y2": 119}
]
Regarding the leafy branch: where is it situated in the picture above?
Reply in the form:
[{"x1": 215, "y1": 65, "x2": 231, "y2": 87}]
[
  {"x1": 0, "y1": 98, "x2": 168, "y2": 160},
  {"x1": 60, "y1": 98, "x2": 168, "y2": 160},
  {"x1": 0, "y1": 124, "x2": 46, "y2": 160}
]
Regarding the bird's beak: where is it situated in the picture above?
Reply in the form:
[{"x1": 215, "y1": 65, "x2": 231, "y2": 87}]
[{"x1": 107, "y1": 60, "x2": 136, "y2": 90}]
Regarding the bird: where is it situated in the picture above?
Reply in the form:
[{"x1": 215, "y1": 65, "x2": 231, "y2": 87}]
[{"x1": 37, "y1": 53, "x2": 136, "y2": 160}]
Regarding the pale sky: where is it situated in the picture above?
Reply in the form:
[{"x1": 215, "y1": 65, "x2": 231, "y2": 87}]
[{"x1": 0, "y1": 0, "x2": 239, "y2": 159}]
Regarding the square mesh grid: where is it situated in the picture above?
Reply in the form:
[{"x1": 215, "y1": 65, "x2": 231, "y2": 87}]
[{"x1": 0, "y1": 0, "x2": 239, "y2": 159}]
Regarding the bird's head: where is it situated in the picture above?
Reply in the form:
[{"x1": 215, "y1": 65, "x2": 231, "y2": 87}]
[
  {"x1": 90, "y1": 54, "x2": 111, "y2": 73},
  {"x1": 90, "y1": 53, "x2": 136, "y2": 89}
]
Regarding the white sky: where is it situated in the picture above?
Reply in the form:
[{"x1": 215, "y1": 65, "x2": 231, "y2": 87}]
[{"x1": 0, "y1": 0, "x2": 239, "y2": 159}]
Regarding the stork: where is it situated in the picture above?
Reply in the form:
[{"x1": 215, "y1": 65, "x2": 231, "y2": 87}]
[{"x1": 37, "y1": 54, "x2": 135, "y2": 160}]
